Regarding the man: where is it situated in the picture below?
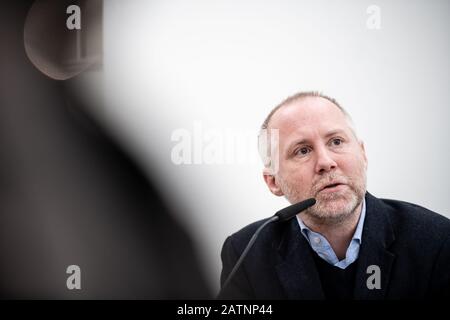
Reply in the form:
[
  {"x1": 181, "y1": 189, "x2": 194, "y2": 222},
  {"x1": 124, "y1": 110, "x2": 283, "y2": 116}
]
[{"x1": 219, "y1": 91, "x2": 450, "y2": 299}]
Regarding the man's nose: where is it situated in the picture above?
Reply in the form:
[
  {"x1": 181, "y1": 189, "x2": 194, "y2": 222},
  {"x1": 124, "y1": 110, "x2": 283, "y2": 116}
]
[{"x1": 314, "y1": 146, "x2": 337, "y2": 174}]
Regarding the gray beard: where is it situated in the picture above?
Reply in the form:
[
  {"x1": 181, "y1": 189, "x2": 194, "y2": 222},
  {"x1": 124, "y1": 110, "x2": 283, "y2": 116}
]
[
  {"x1": 281, "y1": 172, "x2": 366, "y2": 226},
  {"x1": 302, "y1": 190, "x2": 364, "y2": 226}
]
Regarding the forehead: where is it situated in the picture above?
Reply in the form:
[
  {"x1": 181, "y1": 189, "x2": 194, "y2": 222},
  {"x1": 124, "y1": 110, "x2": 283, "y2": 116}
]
[{"x1": 268, "y1": 97, "x2": 351, "y2": 137}]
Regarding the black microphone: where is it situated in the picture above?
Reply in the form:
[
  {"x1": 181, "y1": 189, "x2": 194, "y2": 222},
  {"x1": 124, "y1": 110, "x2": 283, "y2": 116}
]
[
  {"x1": 274, "y1": 197, "x2": 317, "y2": 222},
  {"x1": 218, "y1": 198, "x2": 316, "y2": 297}
]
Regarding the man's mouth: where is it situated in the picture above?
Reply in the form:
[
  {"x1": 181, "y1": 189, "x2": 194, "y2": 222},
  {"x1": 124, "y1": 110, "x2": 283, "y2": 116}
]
[{"x1": 319, "y1": 182, "x2": 346, "y2": 193}]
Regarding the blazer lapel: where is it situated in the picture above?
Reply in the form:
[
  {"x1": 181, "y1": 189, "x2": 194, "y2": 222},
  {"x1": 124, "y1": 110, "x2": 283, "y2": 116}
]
[
  {"x1": 275, "y1": 218, "x2": 325, "y2": 299},
  {"x1": 274, "y1": 192, "x2": 396, "y2": 300},
  {"x1": 353, "y1": 192, "x2": 396, "y2": 299}
]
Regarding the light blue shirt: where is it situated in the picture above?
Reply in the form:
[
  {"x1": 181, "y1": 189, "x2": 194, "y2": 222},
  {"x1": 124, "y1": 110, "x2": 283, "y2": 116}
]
[{"x1": 296, "y1": 198, "x2": 366, "y2": 269}]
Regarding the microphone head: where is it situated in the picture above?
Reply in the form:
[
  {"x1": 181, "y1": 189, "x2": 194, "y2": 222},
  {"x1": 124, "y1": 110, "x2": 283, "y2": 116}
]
[{"x1": 275, "y1": 198, "x2": 316, "y2": 222}]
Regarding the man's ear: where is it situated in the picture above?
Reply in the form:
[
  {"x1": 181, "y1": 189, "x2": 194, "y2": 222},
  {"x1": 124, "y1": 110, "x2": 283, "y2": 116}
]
[
  {"x1": 263, "y1": 168, "x2": 284, "y2": 197},
  {"x1": 359, "y1": 140, "x2": 368, "y2": 170}
]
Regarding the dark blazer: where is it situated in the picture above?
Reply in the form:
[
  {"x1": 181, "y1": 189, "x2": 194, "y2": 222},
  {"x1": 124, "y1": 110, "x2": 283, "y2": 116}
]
[{"x1": 219, "y1": 192, "x2": 450, "y2": 299}]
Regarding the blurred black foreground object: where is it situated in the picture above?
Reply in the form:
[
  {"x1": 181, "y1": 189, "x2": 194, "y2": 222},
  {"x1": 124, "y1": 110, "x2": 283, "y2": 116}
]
[{"x1": 0, "y1": 0, "x2": 211, "y2": 299}]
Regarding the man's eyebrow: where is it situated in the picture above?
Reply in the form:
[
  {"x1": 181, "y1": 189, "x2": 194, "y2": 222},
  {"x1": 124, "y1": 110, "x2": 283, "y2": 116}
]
[
  {"x1": 324, "y1": 129, "x2": 347, "y2": 138},
  {"x1": 287, "y1": 138, "x2": 308, "y2": 151}
]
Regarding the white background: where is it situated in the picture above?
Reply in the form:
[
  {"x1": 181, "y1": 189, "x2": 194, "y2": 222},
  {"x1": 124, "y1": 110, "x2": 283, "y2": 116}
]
[{"x1": 99, "y1": 0, "x2": 450, "y2": 292}]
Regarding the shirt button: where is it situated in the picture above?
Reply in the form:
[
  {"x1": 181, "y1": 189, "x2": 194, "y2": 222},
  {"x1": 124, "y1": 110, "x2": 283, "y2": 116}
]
[{"x1": 313, "y1": 237, "x2": 321, "y2": 244}]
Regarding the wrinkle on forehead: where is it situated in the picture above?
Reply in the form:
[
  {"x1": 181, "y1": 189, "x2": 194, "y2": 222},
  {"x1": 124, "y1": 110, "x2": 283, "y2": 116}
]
[{"x1": 268, "y1": 97, "x2": 352, "y2": 139}]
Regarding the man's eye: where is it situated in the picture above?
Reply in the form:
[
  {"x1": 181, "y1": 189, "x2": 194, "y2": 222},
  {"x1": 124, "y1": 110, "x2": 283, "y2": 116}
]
[
  {"x1": 296, "y1": 147, "x2": 310, "y2": 156},
  {"x1": 331, "y1": 138, "x2": 343, "y2": 146}
]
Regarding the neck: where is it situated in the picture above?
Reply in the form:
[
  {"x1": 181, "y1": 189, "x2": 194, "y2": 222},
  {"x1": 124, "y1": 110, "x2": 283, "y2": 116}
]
[{"x1": 300, "y1": 201, "x2": 363, "y2": 260}]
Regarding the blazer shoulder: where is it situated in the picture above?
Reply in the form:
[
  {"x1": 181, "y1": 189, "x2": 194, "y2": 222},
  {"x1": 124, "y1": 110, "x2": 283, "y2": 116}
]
[
  {"x1": 377, "y1": 196, "x2": 450, "y2": 239},
  {"x1": 225, "y1": 217, "x2": 286, "y2": 253},
  {"x1": 228, "y1": 218, "x2": 270, "y2": 242}
]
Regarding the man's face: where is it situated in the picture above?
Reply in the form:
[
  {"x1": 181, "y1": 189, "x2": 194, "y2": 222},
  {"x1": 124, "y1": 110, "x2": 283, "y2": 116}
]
[{"x1": 264, "y1": 97, "x2": 368, "y2": 224}]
